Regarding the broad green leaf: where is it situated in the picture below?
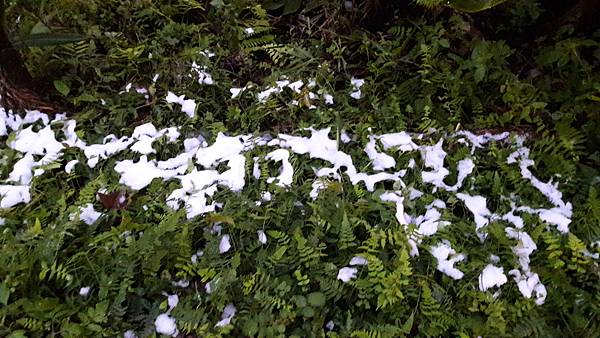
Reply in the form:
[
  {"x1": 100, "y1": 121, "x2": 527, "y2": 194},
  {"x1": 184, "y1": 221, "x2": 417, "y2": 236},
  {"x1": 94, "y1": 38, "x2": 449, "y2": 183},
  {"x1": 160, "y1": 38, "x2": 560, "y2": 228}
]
[
  {"x1": 54, "y1": 80, "x2": 70, "y2": 96},
  {"x1": 271, "y1": 246, "x2": 287, "y2": 260},
  {"x1": 283, "y1": 0, "x2": 302, "y2": 15},
  {"x1": 74, "y1": 92, "x2": 98, "y2": 103},
  {"x1": 14, "y1": 32, "x2": 87, "y2": 48},
  {"x1": 474, "y1": 66, "x2": 486, "y2": 83},
  {"x1": 307, "y1": 292, "x2": 326, "y2": 307},
  {"x1": 28, "y1": 217, "x2": 43, "y2": 236},
  {"x1": 401, "y1": 312, "x2": 415, "y2": 334},
  {"x1": 242, "y1": 318, "x2": 259, "y2": 336},
  {"x1": 210, "y1": 0, "x2": 225, "y2": 8},
  {"x1": 30, "y1": 21, "x2": 51, "y2": 35},
  {"x1": 7, "y1": 331, "x2": 27, "y2": 338},
  {"x1": 0, "y1": 283, "x2": 10, "y2": 305},
  {"x1": 264, "y1": 0, "x2": 285, "y2": 10},
  {"x1": 301, "y1": 306, "x2": 315, "y2": 317},
  {"x1": 448, "y1": 0, "x2": 509, "y2": 13},
  {"x1": 207, "y1": 214, "x2": 235, "y2": 225},
  {"x1": 294, "y1": 295, "x2": 307, "y2": 307}
]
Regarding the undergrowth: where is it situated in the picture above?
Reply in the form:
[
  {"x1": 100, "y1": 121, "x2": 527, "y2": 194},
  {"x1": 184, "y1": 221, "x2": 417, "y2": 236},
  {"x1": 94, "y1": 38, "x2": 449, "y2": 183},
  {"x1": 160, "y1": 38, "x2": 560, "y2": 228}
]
[{"x1": 0, "y1": 0, "x2": 599, "y2": 337}]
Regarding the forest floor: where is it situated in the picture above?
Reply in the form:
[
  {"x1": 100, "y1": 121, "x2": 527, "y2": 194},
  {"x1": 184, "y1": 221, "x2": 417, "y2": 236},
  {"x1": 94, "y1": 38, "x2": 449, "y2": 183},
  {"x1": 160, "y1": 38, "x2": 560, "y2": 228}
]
[{"x1": 0, "y1": 1, "x2": 599, "y2": 337}]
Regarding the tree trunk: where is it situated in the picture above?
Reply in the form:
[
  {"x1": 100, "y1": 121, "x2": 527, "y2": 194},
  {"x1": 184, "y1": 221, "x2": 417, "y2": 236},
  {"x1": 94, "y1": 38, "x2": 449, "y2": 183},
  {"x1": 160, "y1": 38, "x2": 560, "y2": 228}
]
[{"x1": 0, "y1": 1, "x2": 56, "y2": 113}]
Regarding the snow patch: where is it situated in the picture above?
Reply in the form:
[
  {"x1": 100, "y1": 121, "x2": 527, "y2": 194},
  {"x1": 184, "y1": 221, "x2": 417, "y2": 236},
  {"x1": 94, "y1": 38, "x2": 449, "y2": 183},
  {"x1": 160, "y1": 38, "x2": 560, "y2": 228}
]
[
  {"x1": 166, "y1": 91, "x2": 197, "y2": 118},
  {"x1": 430, "y1": 241, "x2": 466, "y2": 280},
  {"x1": 456, "y1": 193, "x2": 492, "y2": 241},
  {"x1": 215, "y1": 303, "x2": 237, "y2": 327},
  {"x1": 220, "y1": 234, "x2": 231, "y2": 253},
  {"x1": 478, "y1": 264, "x2": 508, "y2": 291},
  {"x1": 337, "y1": 267, "x2": 358, "y2": 283}
]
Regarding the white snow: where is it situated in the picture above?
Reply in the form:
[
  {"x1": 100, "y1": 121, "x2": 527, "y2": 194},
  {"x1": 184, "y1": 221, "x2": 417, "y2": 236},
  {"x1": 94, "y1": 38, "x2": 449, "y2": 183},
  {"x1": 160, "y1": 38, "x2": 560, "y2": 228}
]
[
  {"x1": 350, "y1": 77, "x2": 364, "y2": 99},
  {"x1": 260, "y1": 191, "x2": 272, "y2": 202},
  {"x1": 505, "y1": 225, "x2": 547, "y2": 304},
  {"x1": 478, "y1": 264, "x2": 508, "y2": 291},
  {"x1": 130, "y1": 123, "x2": 179, "y2": 155},
  {"x1": 257, "y1": 230, "x2": 267, "y2": 244},
  {"x1": 405, "y1": 200, "x2": 450, "y2": 256},
  {"x1": 430, "y1": 241, "x2": 466, "y2": 280},
  {"x1": 538, "y1": 208, "x2": 571, "y2": 233},
  {"x1": 8, "y1": 153, "x2": 35, "y2": 184},
  {"x1": 205, "y1": 280, "x2": 214, "y2": 293},
  {"x1": 65, "y1": 160, "x2": 79, "y2": 173},
  {"x1": 455, "y1": 158, "x2": 475, "y2": 189},
  {"x1": 0, "y1": 107, "x2": 584, "y2": 306},
  {"x1": 456, "y1": 193, "x2": 491, "y2": 241},
  {"x1": 349, "y1": 256, "x2": 368, "y2": 266},
  {"x1": 380, "y1": 191, "x2": 449, "y2": 256},
  {"x1": 83, "y1": 135, "x2": 132, "y2": 168},
  {"x1": 310, "y1": 179, "x2": 328, "y2": 200},
  {"x1": 505, "y1": 227, "x2": 537, "y2": 271},
  {"x1": 265, "y1": 149, "x2": 293, "y2": 187},
  {"x1": 253, "y1": 157, "x2": 261, "y2": 179},
  {"x1": 420, "y1": 139, "x2": 450, "y2": 190},
  {"x1": 380, "y1": 192, "x2": 409, "y2": 225},
  {"x1": 378, "y1": 132, "x2": 418, "y2": 151},
  {"x1": 517, "y1": 206, "x2": 571, "y2": 234},
  {"x1": 200, "y1": 50, "x2": 216, "y2": 58},
  {"x1": 166, "y1": 170, "x2": 220, "y2": 218},
  {"x1": 340, "y1": 131, "x2": 351, "y2": 143},
  {"x1": 123, "y1": 330, "x2": 137, "y2": 338},
  {"x1": 154, "y1": 293, "x2": 179, "y2": 336},
  {"x1": 337, "y1": 267, "x2": 358, "y2": 283},
  {"x1": 191, "y1": 62, "x2": 214, "y2": 85},
  {"x1": 220, "y1": 234, "x2": 231, "y2": 253},
  {"x1": 115, "y1": 156, "x2": 178, "y2": 190},
  {"x1": 172, "y1": 280, "x2": 190, "y2": 288},
  {"x1": 195, "y1": 133, "x2": 248, "y2": 168},
  {"x1": 502, "y1": 210, "x2": 525, "y2": 229},
  {"x1": 166, "y1": 294, "x2": 179, "y2": 309},
  {"x1": 454, "y1": 131, "x2": 509, "y2": 153},
  {"x1": 230, "y1": 87, "x2": 246, "y2": 98},
  {"x1": 10, "y1": 125, "x2": 64, "y2": 155},
  {"x1": 155, "y1": 314, "x2": 178, "y2": 337},
  {"x1": 0, "y1": 185, "x2": 31, "y2": 208},
  {"x1": 75, "y1": 203, "x2": 103, "y2": 225},
  {"x1": 166, "y1": 91, "x2": 197, "y2": 118},
  {"x1": 509, "y1": 270, "x2": 547, "y2": 305},
  {"x1": 408, "y1": 187, "x2": 424, "y2": 200},
  {"x1": 364, "y1": 136, "x2": 397, "y2": 171},
  {"x1": 507, "y1": 147, "x2": 572, "y2": 232},
  {"x1": 191, "y1": 250, "x2": 203, "y2": 263},
  {"x1": 215, "y1": 303, "x2": 237, "y2": 327}
]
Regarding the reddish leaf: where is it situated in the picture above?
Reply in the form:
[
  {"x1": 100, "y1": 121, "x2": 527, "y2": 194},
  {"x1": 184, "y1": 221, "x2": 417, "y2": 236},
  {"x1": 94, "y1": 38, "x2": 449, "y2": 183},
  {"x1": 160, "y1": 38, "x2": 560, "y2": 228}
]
[{"x1": 96, "y1": 190, "x2": 129, "y2": 210}]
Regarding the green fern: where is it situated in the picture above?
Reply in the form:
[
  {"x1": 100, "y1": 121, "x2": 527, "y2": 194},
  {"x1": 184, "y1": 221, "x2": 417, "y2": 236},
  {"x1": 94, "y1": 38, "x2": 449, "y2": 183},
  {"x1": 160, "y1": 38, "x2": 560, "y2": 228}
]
[
  {"x1": 38, "y1": 261, "x2": 73, "y2": 287},
  {"x1": 339, "y1": 212, "x2": 357, "y2": 249},
  {"x1": 418, "y1": 281, "x2": 453, "y2": 336}
]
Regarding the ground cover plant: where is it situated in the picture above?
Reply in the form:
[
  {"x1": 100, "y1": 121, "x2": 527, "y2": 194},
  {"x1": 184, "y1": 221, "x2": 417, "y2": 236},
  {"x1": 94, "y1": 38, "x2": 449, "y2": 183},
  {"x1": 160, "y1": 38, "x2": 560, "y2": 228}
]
[{"x1": 0, "y1": 0, "x2": 599, "y2": 337}]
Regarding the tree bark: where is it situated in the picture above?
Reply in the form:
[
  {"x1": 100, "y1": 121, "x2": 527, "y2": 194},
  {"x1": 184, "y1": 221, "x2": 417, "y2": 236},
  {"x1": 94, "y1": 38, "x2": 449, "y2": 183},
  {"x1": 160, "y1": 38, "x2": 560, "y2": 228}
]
[
  {"x1": 0, "y1": 1, "x2": 56, "y2": 113},
  {"x1": 0, "y1": 1, "x2": 34, "y2": 89}
]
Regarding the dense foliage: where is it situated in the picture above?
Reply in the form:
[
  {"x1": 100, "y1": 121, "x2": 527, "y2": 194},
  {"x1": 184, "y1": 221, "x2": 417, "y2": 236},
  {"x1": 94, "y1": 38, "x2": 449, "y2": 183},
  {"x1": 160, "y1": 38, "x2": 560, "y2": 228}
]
[{"x1": 1, "y1": 0, "x2": 599, "y2": 337}]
